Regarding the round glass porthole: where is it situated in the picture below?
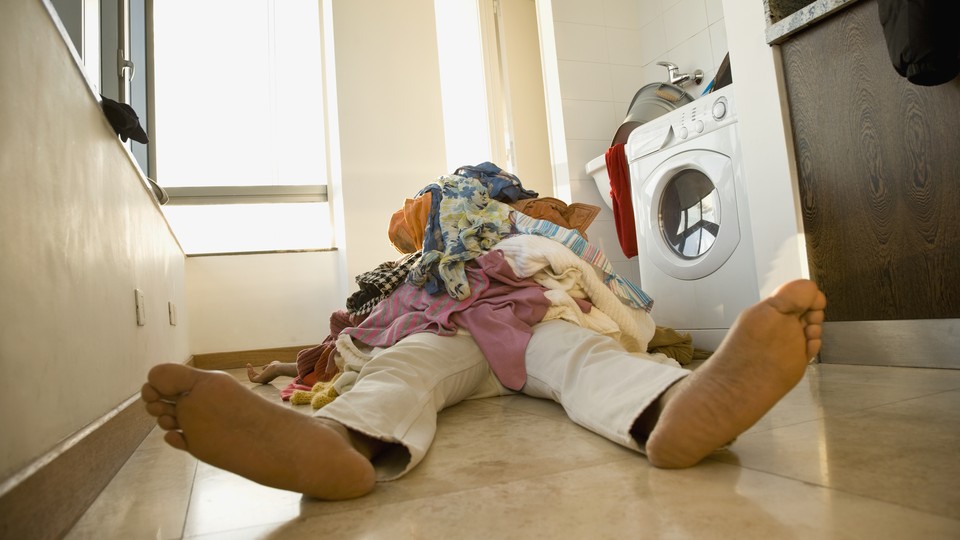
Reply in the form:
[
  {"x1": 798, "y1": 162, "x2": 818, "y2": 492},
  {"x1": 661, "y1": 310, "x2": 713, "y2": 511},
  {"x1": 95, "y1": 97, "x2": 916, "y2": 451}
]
[{"x1": 658, "y1": 169, "x2": 721, "y2": 259}]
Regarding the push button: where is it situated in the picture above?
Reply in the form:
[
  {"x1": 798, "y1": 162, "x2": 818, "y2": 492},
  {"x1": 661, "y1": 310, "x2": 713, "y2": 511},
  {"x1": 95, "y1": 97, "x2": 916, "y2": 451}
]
[{"x1": 712, "y1": 97, "x2": 727, "y2": 120}]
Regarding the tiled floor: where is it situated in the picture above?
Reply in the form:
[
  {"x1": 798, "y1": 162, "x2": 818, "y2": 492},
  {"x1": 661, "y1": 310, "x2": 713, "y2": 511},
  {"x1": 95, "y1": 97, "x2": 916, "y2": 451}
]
[{"x1": 67, "y1": 363, "x2": 960, "y2": 539}]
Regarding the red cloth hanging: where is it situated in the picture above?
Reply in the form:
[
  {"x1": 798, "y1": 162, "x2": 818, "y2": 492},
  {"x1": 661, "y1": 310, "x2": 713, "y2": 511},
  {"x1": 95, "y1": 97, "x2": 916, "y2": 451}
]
[{"x1": 605, "y1": 143, "x2": 638, "y2": 258}]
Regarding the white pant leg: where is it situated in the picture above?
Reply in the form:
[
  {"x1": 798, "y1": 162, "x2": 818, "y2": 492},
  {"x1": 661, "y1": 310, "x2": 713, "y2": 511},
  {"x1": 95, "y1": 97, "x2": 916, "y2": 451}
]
[
  {"x1": 315, "y1": 330, "x2": 506, "y2": 481},
  {"x1": 521, "y1": 320, "x2": 689, "y2": 453}
]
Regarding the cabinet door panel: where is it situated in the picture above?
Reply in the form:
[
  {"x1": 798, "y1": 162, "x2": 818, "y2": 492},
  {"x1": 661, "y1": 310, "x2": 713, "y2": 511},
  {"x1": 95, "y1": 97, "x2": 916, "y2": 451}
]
[{"x1": 782, "y1": 0, "x2": 960, "y2": 321}]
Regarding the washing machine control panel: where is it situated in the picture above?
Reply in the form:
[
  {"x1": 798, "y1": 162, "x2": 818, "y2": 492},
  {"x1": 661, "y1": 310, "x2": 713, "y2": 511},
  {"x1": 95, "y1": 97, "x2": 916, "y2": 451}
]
[
  {"x1": 670, "y1": 87, "x2": 736, "y2": 144},
  {"x1": 625, "y1": 86, "x2": 737, "y2": 158}
]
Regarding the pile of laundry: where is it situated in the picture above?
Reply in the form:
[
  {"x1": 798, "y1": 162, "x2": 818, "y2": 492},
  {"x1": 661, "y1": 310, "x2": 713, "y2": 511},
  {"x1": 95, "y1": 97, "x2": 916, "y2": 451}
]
[{"x1": 282, "y1": 163, "x2": 697, "y2": 408}]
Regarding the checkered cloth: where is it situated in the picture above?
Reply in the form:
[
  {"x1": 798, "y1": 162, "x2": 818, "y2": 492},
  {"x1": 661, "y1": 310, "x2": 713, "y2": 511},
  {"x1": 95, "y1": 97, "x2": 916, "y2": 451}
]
[{"x1": 346, "y1": 251, "x2": 423, "y2": 315}]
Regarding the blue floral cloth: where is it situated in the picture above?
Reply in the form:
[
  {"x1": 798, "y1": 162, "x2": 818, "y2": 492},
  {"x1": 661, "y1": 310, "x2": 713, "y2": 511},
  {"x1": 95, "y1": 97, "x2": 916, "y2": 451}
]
[
  {"x1": 454, "y1": 162, "x2": 539, "y2": 202},
  {"x1": 409, "y1": 176, "x2": 514, "y2": 299},
  {"x1": 414, "y1": 163, "x2": 537, "y2": 296}
]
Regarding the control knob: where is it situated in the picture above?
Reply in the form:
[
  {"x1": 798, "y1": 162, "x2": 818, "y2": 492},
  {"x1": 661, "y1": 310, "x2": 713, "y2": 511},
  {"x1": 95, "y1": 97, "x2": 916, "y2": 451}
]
[{"x1": 712, "y1": 97, "x2": 728, "y2": 120}]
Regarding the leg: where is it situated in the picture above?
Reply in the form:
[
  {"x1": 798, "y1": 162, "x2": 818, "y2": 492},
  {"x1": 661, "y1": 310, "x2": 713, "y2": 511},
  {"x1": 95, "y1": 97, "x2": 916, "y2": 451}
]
[
  {"x1": 641, "y1": 279, "x2": 827, "y2": 468},
  {"x1": 142, "y1": 365, "x2": 375, "y2": 500},
  {"x1": 315, "y1": 330, "x2": 502, "y2": 481},
  {"x1": 143, "y1": 331, "x2": 497, "y2": 495},
  {"x1": 521, "y1": 320, "x2": 689, "y2": 451},
  {"x1": 246, "y1": 361, "x2": 298, "y2": 384}
]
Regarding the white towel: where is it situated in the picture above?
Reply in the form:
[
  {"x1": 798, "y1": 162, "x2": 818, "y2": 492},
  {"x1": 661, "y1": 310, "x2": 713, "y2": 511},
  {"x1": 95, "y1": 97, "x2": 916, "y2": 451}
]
[{"x1": 495, "y1": 235, "x2": 656, "y2": 353}]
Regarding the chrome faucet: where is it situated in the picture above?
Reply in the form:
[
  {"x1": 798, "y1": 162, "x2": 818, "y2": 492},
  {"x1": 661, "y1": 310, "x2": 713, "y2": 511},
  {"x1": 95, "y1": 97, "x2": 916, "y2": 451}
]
[{"x1": 657, "y1": 61, "x2": 704, "y2": 87}]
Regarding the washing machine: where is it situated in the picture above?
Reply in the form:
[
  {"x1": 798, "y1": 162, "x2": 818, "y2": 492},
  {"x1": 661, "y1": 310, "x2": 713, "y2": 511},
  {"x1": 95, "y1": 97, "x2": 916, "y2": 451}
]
[{"x1": 627, "y1": 85, "x2": 759, "y2": 352}]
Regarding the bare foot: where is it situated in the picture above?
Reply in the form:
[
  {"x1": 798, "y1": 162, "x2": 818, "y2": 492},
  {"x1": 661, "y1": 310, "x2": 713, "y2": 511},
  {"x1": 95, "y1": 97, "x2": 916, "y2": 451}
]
[
  {"x1": 246, "y1": 361, "x2": 298, "y2": 384},
  {"x1": 142, "y1": 364, "x2": 375, "y2": 499},
  {"x1": 643, "y1": 279, "x2": 827, "y2": 468}
]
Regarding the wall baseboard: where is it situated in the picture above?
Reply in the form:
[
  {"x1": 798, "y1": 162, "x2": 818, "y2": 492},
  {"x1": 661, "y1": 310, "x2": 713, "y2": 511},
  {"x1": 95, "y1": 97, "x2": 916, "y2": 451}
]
[
  {"x1": 192, "y1": 344, "x2": 314, "y2": 370},
  {"x1": 0, "y1": 393, "x2": 155, "y2": 540},
  {"x1": 820, "y1": 320, "x2": 960, "y2": 369}
]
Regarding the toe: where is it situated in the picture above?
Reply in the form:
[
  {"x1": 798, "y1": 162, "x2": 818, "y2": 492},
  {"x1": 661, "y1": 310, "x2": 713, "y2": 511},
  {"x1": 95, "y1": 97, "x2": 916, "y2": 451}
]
[
  {"x1": 163, "y1": 430, "x2": 188, "y2": 451},
  {"x1": 803, "y1": 308, "x2": 825, "y2": 326},
  {"x1": 813, "y1": 290, "x2": 827, "y2": 311},
  {"x1": 148, "y1": 364, "x2": 200, "y2": 397},
  {"x1": 141, "y1": 383, "x2": 160, "y2": 403},
  {"x1": 769, "y1": 279, "x2": 824, "y2": 316},
  {"x1": 158, "y1": 414, "x2": 180, "y2": 430},
  {"x1": 146, "y1": 401, "x2": 176, "y2": 418}
]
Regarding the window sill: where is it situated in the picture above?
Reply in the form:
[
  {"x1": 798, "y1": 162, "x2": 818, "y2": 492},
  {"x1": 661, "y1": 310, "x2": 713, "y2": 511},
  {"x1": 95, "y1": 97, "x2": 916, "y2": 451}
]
[{"x1": 185, "y1": 247, "x2": 338, "y2": 258}]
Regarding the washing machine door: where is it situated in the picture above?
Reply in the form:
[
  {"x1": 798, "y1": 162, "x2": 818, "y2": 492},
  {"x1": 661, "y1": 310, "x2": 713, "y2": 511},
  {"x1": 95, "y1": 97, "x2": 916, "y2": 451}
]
[{"x1": 637, "y1": 149, "x2": 740, "y2": 280}]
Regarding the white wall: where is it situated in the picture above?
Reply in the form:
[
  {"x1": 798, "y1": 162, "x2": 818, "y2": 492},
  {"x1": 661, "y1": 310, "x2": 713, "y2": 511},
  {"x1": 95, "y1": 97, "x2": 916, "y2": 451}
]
[
  {"x1": 722, "y1": 0, "x2": 808, "y2": 294},
  {"x1": 549, "y1": 0, "x2": 727, "y2": 286},
  {"x1": 500, "y1": 0, "x2": 555, "y2": 198},
  {"x1": 331, "y1": 0, "x2": 449, "y2": 285},
  {"x1": 186, "y1": 252, "x2": 344, "y2": 354},
  {"x1": 0, "y1": 0, "x2": 189, "y2": 483}
]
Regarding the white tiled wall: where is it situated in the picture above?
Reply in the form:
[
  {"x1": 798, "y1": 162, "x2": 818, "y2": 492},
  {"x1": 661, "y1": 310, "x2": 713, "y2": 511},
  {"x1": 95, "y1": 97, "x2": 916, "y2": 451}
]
[{"x1": 550, "y1": 0, "x2": 726, "y2": 286}]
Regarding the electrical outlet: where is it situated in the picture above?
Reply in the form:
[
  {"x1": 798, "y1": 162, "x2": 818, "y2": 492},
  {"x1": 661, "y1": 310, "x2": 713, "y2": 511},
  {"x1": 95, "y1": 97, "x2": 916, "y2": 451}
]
[
  {"x1": 168, "y1": 301, "x2": 177, "y2": 326},
  {"x1": 135, "y1": 289, "x2": 146, "y2": 326}
]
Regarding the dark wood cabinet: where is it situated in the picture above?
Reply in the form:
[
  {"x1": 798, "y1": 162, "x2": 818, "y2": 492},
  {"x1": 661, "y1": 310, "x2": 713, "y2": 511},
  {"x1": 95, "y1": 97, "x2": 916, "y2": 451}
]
[{"x1": 780, "y1": 0, "x2": 960, "y2": 366}]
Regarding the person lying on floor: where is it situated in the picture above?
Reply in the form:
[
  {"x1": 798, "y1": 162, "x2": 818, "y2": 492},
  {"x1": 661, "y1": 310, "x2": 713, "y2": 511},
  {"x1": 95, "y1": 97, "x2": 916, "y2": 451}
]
[
  {"x1": 141, "y1": 169, "x2": 826, "y2": 500},
  {"x1": 142, "y1": 279, "x2": 825, "y2": 500}
]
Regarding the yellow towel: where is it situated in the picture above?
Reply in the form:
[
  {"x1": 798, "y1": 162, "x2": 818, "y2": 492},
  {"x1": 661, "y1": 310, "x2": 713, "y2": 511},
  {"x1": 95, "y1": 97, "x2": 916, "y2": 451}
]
[
  {"x1": 290, "y1": 373, "x2": 341, "y2": 409},
  {"x1": 646, "y1": 326, "x2": 713, "y2": 365}
]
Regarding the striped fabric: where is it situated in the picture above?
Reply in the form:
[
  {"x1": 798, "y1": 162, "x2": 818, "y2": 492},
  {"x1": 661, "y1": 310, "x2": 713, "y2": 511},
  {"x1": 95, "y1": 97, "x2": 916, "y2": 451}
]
[{"x1": 511, "y1": 211, "x2": 654, "y2": 312}]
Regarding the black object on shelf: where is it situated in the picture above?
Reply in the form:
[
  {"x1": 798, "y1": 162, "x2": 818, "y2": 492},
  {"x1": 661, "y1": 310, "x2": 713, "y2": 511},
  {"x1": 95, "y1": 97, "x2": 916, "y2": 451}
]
[{"x1": 100, "y1": 95, "x2": 149, "y2": 143}]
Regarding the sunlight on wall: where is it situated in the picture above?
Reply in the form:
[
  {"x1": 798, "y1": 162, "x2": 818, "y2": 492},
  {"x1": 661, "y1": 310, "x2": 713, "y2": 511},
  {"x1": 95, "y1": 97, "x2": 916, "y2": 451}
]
[{"x1": 434, "y1": 0, "x2": 492, "y2": 173}]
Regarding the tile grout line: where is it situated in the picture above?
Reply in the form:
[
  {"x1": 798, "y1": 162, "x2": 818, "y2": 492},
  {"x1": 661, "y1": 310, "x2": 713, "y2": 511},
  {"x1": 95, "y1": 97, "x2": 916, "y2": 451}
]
[
  {"x1": 741, "y1": 386, "x2": 960, "y2": 437},
  {"x1": 705, "y1": 457, "x2": 960, "y2": 523},
  {"x1": 175, "y1": 457, "x2": 201, "y2": 540}
]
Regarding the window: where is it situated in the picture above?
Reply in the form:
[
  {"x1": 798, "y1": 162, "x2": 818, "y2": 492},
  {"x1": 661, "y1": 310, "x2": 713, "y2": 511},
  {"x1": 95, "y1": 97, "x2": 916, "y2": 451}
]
[{"x1": 153, "y1": 0, "x2": 333, "y2": 254}]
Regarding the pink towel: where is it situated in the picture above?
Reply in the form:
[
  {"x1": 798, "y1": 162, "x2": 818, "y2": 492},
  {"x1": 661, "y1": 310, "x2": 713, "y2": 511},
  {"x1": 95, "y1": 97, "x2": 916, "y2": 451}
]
[
  {"x1": 605, "y1": 143, "x2": 638, "y2": 258},
  {"x1": 280, "y1": 382, "x2": 313, "y2": 401}
]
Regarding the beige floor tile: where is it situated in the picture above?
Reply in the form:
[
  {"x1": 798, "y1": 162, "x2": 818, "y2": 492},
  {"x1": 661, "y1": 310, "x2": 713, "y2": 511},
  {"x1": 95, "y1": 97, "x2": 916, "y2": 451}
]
[
  {"x1": 813, "y1": 363, "x2": 960, "y2": 390},
  {"x1": 222, "y1": 368, "x2": 298, "y2": 401},
  {"x1": 65, "y1": 428, "x2": 197, "y2": 540},
  {"x1": 489, "y1": 392, "x2": 570, "y2": 421},
  {"x1": 805, "y1": 364, "x2": 960, "y2": 406},
  {"x1": 712, "y1": 389, "x2": 960, "y2": 520},
  {"x1": 184, "y1": 460, "x2": 960, "y2": 540},
  {"x1": 743, "y1": 363, "x2": 960, "y2": 435},
  {"x1": 385, "y1": 398, "x2": 636, "y2": 494},
  {"x1": 181, "y1": 463, "x2": 304, "y2": 538}
]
